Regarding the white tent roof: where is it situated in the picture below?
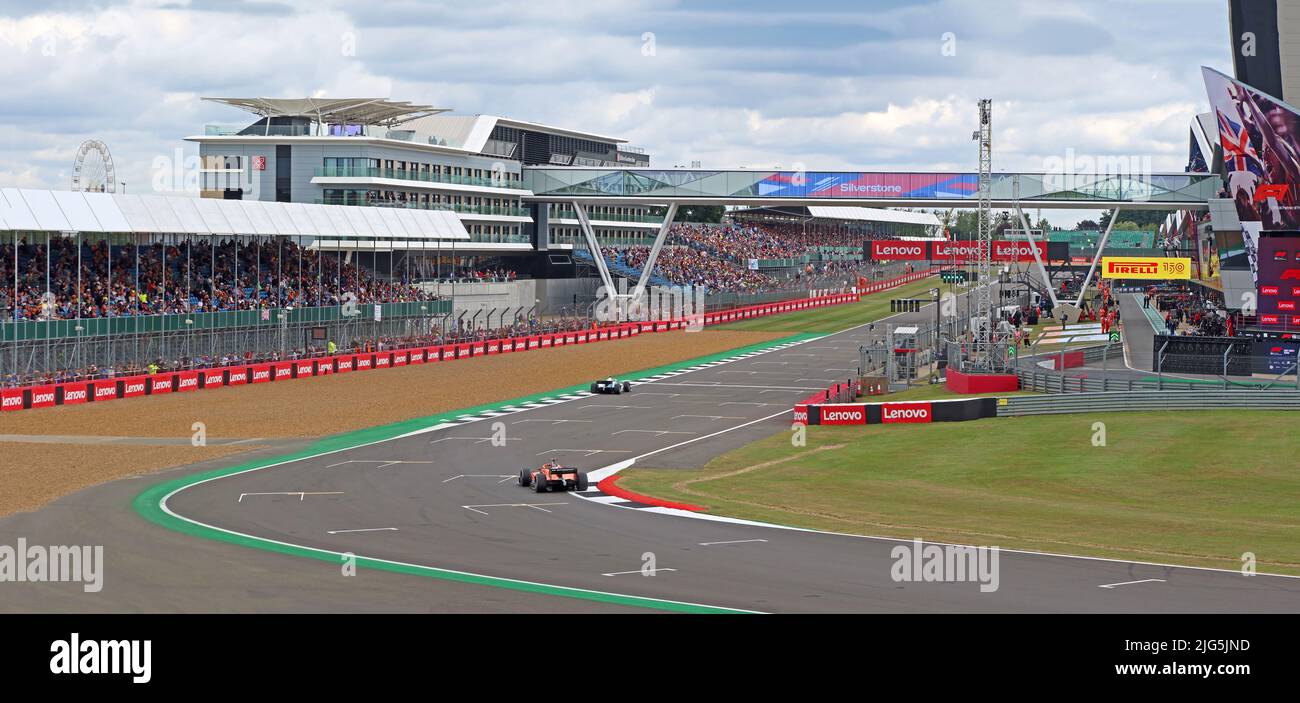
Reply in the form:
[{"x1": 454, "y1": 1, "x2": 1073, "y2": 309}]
[
  {"x1": 203, "y1": 97, "x2": 446, "y2": 126},
  {"x1": 806, "y1": 206, "x2": 941, "y2": 226},
  {"x1": 0, "y1": 188, "x2": 470, "y2": 240}
]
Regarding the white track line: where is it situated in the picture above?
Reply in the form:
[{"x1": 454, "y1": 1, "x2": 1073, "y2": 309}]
[
  {"x1": 602, "y1": 568, "x2": 677, "y2": 577},
  {"x1": 327, "y1": 527, "x2": 399, "y2": 534},
  {"x1": 1098, "y1": 579, "x2": 1166, "y2": 589}
]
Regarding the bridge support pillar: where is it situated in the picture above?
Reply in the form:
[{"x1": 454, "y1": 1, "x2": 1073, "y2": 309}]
[
  {"x1": 631, "y1": 202, "x2": 678, "y2": 306},
  {"x1": 1073, "y1": 207, "x2": 1121, "y2": 308},
  {"x1": 572, "y1": 201, "x2": 618, "y2": 304}
]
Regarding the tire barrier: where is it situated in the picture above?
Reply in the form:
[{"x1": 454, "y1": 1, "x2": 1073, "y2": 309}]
[{"x1": 2, "y1": 290, "x2": 867, "y2": 414}]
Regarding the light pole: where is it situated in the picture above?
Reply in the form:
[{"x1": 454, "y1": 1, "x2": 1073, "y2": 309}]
[{"x1": 931, "y1": 287, "x2": 940, "y2": 375}]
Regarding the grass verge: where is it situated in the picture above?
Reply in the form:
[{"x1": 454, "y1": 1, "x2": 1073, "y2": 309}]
[
  {"x1": 619, "y1": 410, "x2": 1300, "y2": 575},
  {"x1": 715, "y1": 276, "x2": 944, "y2": 333}
]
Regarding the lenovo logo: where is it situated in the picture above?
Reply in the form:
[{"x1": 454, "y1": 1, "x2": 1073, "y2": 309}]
[
  {"x1": 63, "y1": 388, "x2": 87, "y2": 402},
  {"x1": 1, "y1": 394, "x2": 22, "y2": 409},
  {"x1": 881, "y1": 402, "x2": 932, "y2": 424},
  {"x1": 1262, "y1": 285, "x2": 1280, "y2": 295},
  {"x1": 178, "y1": 377, "x2": 199, "y2": 390},
  {"x1": 95, "y1": 385, "x2": 117, "y2": 400},
  {"x1": 820, "y1": 406, "x2": 865, "y2": 425},
  {"x1": 124, "y1": 382, "x2": 146, "y2": 395},
  {"x1": 873, "y1": 243, "x2": 925, "y2": 258}
]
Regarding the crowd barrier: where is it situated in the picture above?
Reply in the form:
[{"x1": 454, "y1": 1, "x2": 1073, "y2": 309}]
[{"x1": 2, "y1": 288, "x2": 873, "y2": 413}]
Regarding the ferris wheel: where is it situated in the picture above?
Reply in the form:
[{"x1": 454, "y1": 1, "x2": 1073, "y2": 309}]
[{"x1": 71, "y1": 139, "x2": 116, "y2": 193}]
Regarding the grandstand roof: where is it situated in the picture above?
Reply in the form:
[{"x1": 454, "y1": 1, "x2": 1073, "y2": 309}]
[
  {"x1": 732, "y1": 205, "x2": 942, "y2": 231},
  {"x1": 0, "y1": 188, "x2": 469, "y2": 240},
  {"x1": 805, "y1": 206, "x2": 940, "y2": 226},
  {"x1": 203, "y1": 97, "x2": 447, "y2": 126}
]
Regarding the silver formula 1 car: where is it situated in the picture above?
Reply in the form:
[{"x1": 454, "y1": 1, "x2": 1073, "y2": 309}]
[{"x1": 589, "y1": 377, "x2": 632, "y2": 394}]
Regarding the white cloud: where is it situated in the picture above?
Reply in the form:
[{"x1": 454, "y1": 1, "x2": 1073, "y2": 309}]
[{"x1": 0, "y1": 0, "x2": 1232, "y2": 226}]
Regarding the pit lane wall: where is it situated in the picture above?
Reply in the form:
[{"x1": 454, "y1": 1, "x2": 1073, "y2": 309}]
[{"x1": 1, "y1": 290, "x2": 862, "y2": 414}]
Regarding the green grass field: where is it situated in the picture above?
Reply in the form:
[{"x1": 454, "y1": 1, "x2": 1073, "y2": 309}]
[
  {"x1": 620, "y1": 410, "x2": 1300, "y2": 575},
  {"x1": 715, "y1": 276, "x2": 948, "y2": 333}
]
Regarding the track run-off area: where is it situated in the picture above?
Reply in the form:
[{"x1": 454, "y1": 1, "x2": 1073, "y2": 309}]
[{"x1": 118, "y1": 277, "x2": 1300, "y2": 614}]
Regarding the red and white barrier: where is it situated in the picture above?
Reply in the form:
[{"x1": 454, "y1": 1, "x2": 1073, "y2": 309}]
[{"x1": 2, "y1": 286, "x2": 903, "y2": 413}]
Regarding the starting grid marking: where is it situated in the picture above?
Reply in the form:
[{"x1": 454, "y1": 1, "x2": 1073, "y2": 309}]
[{"x1": 421, "y1": 339, "x2": 817, "y2": 430}]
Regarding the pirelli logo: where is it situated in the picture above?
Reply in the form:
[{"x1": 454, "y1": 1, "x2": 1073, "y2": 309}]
[{"x1": 1100, "y1": 256, "x2": 1191, "y2": 280}]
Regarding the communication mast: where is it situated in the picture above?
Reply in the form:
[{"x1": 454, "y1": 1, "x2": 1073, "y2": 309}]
[{"x1": 971, "y1": 99, "x2": 994, "y2": 368}]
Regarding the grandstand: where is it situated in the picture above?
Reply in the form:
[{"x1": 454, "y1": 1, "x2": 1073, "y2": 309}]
[
  {"x1": 0, "y1": 189, "x2": 548, "y2": 386},
  {"x1": 1029, "y1": 229, "x2": 1156, "y2": 249}
]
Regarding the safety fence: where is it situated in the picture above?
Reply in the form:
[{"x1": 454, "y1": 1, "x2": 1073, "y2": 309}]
[
  {"x1": 997, "y1": 390, "x2": 1300, "y2": 416},
  {"x1": 1, "y1": 289, "x2": 864, "y2": 413},
  {"x1": 1016, "y1": 343, "x2": 1300, "y2": 393}
]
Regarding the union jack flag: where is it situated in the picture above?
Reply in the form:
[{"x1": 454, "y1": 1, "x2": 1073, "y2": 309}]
[{"x1": 1218, "y1": 109, "x2": 1263, "y2": 175}]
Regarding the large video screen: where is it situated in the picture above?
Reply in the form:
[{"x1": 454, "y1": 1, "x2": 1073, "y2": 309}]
[{"x1": 1255, "y1": 230, "x2": 1300, "y2": 327}]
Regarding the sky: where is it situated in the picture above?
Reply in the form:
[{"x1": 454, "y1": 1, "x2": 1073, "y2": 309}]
[{"x1": 0, "y1": 0, "x2": 1235, "y2": 227}]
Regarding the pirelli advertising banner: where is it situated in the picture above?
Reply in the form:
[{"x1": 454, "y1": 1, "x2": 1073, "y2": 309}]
[
  {"x1": 805, "y1": 398, "x2": 997, "y2": 425},
  {"x1": 1100, "y1": 256, "x2": 1192, "y2": 280}
]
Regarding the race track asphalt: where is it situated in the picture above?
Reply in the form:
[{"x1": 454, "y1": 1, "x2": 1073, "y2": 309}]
[{"x1": 5, "y1": 281, "x2": 1297, "y2": 613}]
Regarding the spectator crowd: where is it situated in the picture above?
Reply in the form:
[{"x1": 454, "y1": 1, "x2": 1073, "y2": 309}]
[{"x1": 1, "y1": 237, "x2": 438, "y2": 321}]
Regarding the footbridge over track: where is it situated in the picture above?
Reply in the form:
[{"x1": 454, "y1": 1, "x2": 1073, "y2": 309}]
[
  {"x1": 522, "y1": 168, "x2": 1218, "y2": 209},
  {"x1": 523, "y1": 168, "x2": 1216, "y2": 314}
]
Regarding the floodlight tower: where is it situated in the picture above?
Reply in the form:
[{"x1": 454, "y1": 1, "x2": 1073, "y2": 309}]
[{"x1": 971, "y1": 98, "x2": 993, "y2": 368}]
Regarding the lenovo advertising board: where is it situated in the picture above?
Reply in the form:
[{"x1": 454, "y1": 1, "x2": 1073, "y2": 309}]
[
  {"x1": 818, "y1": 404, "x2": 867, "y2": 425},
  {"x1": 869, "y1": 240, "x2": 928, "y2": 260},
  {"x1": 1256, "y1": 231, "x2": 1300, "y2": 327},
  {"x1": 880, "y1": 402, "x2": 933, "y2": 424}
]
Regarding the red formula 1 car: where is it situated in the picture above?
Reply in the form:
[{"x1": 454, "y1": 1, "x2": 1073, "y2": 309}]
[{"x1": 518, "y1": 460, "x2": 590, "y2": 493}]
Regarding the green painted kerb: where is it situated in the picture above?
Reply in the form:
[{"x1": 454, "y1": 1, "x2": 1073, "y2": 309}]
[{"x1": 133, "y1": 332, "x2": 822, "y2": 614}]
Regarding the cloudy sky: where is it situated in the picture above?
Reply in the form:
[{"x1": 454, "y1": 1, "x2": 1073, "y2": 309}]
[{"x1": 0, "y1": 0, "x2": 1233, "y2": 225}]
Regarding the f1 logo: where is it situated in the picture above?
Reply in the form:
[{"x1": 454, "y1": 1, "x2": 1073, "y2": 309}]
[{"x1": 1254, "y1": 183, "x2": 1289, "y2": 202}]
